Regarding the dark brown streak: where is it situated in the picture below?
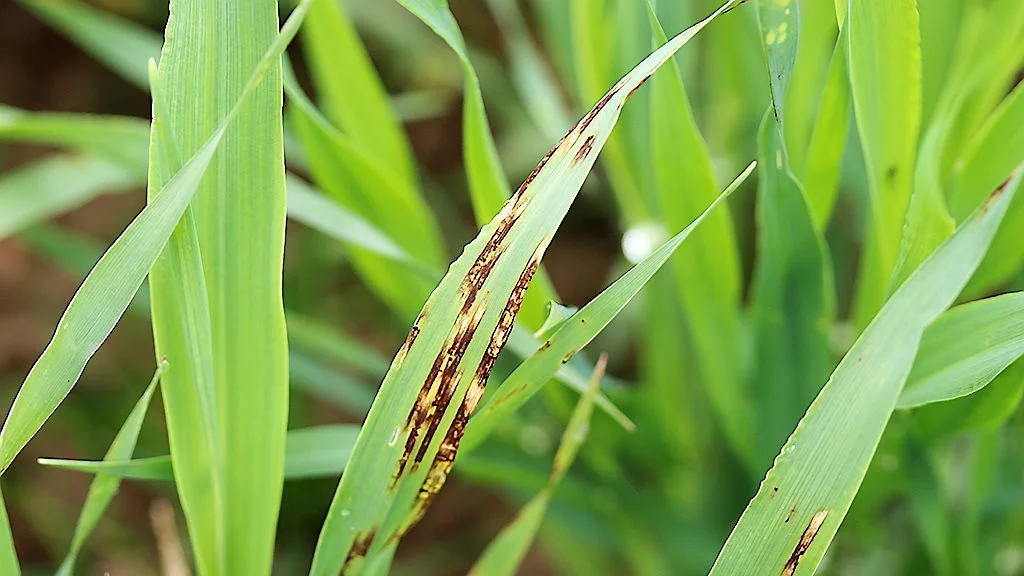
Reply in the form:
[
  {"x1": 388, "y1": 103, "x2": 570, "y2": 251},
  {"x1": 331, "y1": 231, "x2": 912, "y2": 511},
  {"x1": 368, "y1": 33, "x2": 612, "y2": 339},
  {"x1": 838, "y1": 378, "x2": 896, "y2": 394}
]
[
  {"x1": 781, "y1": 510, "x2": 828, "y2": 576},
  {"x1": 341, "y1": 529, "x2": 378, "y2": 574},
  {"x1": 578, "y1": 86, "x2": 621, "y2": 134},
  {"x1": 394, "y1": 187, "x2": 534, "y2": 485},
  {"x1": 399, "y1": 249, "x2": 545, "y2": 541},
  {"x1": 627, "y1": 74, "x2": 651, "y2": 99},
  {"x1": 572, "y1": 135, "x2": 596, "y2": 165}
]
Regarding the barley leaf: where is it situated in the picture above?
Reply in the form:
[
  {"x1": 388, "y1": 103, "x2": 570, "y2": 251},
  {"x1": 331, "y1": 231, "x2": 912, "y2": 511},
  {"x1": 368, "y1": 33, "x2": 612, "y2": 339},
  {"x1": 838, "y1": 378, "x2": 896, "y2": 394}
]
[
  {"x1": 709, "y1": 168, "x2": 1022, "y2": 575},
  {"x1": 55, "y1": 362, "x2": 164, "y2": 576},
  {"x1": 467, "y1": 355, "x2": 606, "y2": 576},
  {"x1": 308, "y1": 4, "x2": 745, "y2": 573}
]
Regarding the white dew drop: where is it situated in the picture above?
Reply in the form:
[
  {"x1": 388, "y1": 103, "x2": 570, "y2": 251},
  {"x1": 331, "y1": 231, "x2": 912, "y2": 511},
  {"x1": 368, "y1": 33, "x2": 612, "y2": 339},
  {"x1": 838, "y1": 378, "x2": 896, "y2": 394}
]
[
  {"x1": 621, "y1": 221, "x2": 666, "y2": 264},
  {"x1": 340, "y1": 509, "x2": 350, "y2": 518},
  {"x1": 388, "y1": 427, "x2": 400, "y2": 447}
]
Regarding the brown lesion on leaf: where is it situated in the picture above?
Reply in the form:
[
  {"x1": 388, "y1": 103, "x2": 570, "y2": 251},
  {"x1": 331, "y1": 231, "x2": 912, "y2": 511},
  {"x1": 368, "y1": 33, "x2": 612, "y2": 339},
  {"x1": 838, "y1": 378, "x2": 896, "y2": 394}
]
[
  {"x1": 341, "y1": 528, "x2": 378, "y2": 574},
  {"x1": 394, "y1": 308, "x2": 427, "y2": 366},
  {"x1": 572, "y1": 135, "x2": 597, "y2": 165},
  {"x1": 781, "y1": 509, "x2": 828, "y2": 576},
  {"x1": 981, "y1": 173, "x2": 1016, "y2": 215},
  {"x1": 578, "y1": 86, "x2": 622, "y2": 134},
  {"x1": 627, "y1": 74, "x2": 652, "y2": 99},
  {"x1": 393, "y1": 301, "x2": 486, "y2": 485},
  {"x1": 399, "y1": 244, "x2": 547, "y2": 540}
]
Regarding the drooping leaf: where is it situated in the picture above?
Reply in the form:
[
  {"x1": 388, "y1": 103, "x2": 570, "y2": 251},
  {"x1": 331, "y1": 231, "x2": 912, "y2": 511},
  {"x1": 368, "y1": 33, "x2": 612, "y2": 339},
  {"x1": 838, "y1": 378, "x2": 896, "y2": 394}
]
[{"x1": 710, "y1": 168, "x2": 1022, "y2": 575}]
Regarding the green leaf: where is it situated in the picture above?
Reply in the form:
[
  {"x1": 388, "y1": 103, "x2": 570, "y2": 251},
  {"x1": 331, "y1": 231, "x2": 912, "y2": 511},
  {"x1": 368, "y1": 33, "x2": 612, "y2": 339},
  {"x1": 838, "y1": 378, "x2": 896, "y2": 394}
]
[
  {"x1": 800, "y1": 29, "x2": 850, "y2": 228},
  {"x1": 150, "y1": 0, "x2": 311, "y2": 573},
  {"x1": 20, "y1": 0, "x2": 160, "y2": 90},
  {"x1": 285, "y1": 175, "x2": 417, "y2": 266},
  {"x1": 847, "y1": 0, "x2": 922, "y2": 327},
  {"x1": 0, "y1": 155, "x2": 137, "y2": 241},
  {"x1": 301, "y1": 0, "x2": 417, "y2": 185},
  {"x1": 55, "y1": 362, "x2": 164, "y2": 576},
  {"x1": 308, "y1": 4, "x2": 744, "y2": 572},
  {"x1": 484, "y1": 0, "x2": 574, "y2": 141},
  {"x1": 0, "y1": 105, "x2": 150, "y2": 177},
  {"x1": 467, "y1": 355, "x2": 606, "y2": 576},
  {"x1": 898, "y1": 292, "x2": 1024, "y2": 409},
  {"x1": 284, "y1": 66, "x2": 444, "y2": 320},
  {"x1": 394, "y1": 0, "x2": 560, "y2": 330},
  {"x1": 570, "y1": 0, "x2": 648, "y2": 224},
  {"x1": 751, "y1": 0, "x2": 836, "y2": 471},
  {"x1": 39, "y1": 425, "x2": 361, "y2": 482},
  {"x1": 646, "y1": 4, "x2": 749, "y2": 467},
  {"x1": 0, "y1": 117, "x2": 224, "y2": 474},
  {"x1": 709, "y1": 168, "x2": 1021, "y2": 575},
  {"x1": 0, "y1": 489, "x2": 18, "y2": 576},
  {"x1": 286, "y1": 313, "x2": 390, "y2": 380}
]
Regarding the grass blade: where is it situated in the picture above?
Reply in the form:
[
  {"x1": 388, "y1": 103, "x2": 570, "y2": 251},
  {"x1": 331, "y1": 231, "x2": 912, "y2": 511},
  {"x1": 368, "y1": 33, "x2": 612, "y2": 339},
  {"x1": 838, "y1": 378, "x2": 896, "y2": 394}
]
[
  {"x1": 284, "y1": 67, "x2": 444, "y2": 319},
  {"x1": 0, "y1": 156, "x2": 136, "y2": 240},
  {"x1": 55, "y1": 362, "x2": 164, "y2": 576},
  {"x1": 899, "y1": 292, "x2": 1024, "y2": 408},
  {"x1": 0, "y1": 490, "x2": 18, "y2": 576},
  {"x1": 709, "y1": 168, "x2": 1022, "y2": 575},
  {"x1": 800, "y1": 29, "x2": 850, "y2": 227},
  {"x1": 646, "y1": 4, "x2": 749, "y2": 467},
  {"x1": 40, "y1": 425, "x2": 361, "y2": 482},
  {"x1": 151, "y1": 1, "x2": 312, "y2": 572},
  {"x1": 309, "y1": 4, "x2": 744, "y2": 572},
  {"x1": 847, "y1": 0, "x2": 922, "y2": 327},
  {"x1": 301, "y1": 0, "x2": 416, "y2": 185},
  {"x1": 750, "y1": 0, "x2": 836, "y2": 470},
  {"x1": 285, "y1": 175, "x2": 416, "y2": 266},
  {"x1": 19, "y1": 0, "x2": 159, "y2": 90},
  {"x1": 0, "y1": 106, "x2": 149, "y2": 177},
  {"x1": 467, "y1": 355, "x2": 606, "y2": 576},
  {"x1": 394, "y1": 0, "x2": 560, "y2": 329}
]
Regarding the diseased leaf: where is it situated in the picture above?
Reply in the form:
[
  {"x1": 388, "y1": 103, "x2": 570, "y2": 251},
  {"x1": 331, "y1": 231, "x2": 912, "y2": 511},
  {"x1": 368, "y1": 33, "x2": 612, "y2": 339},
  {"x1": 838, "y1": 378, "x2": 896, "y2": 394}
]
[
  {"x1": 710, "y1": 168, "x2": 1022, "y2": 575},
  {"x1": 463, "y1": 163, "x2": 754, "y2": 453},
  {"x1": 308, "y1": 4, "x2": 745, "y2": 573}
]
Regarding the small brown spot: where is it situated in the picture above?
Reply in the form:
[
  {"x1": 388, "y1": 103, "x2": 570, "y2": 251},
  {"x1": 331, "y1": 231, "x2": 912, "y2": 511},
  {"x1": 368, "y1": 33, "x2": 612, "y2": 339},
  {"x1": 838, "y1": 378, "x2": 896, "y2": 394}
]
[
  {"x1": 539, "y1": 340, "x2": 552, "y2": 352},
  {"x1": 561, "y1": 350, "x2": 577, "y2": 364},
  {"x1": 885, "y1": 165, "x2": 898, "y2": 182},
  {"x1": 781, "y1": 510, "x2": 828, "y2": 576},
  {"x1": 572, "y1": 135, "x2": 596, "y2": 165},
  {"x1": 341, "y1": 528, "x2": 378, "y2": 574},
  {"x1": 785, "y1": 507, "x2": 794, "y2": 523}
]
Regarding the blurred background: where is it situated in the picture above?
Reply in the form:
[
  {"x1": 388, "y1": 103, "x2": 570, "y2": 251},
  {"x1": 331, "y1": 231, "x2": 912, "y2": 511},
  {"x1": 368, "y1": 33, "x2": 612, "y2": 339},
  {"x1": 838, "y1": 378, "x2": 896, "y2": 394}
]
[{"x1": 1, "y1": 0, "x2": 1023, "y2": 574}]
